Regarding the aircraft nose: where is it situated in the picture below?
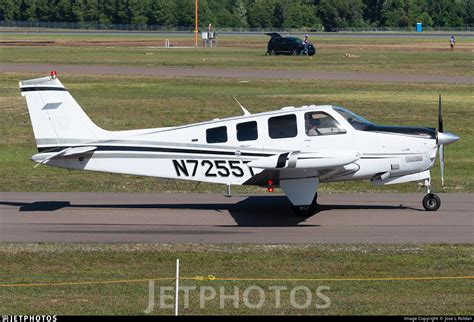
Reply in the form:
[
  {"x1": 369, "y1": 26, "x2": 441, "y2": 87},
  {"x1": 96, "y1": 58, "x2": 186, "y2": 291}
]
[{"x1": 437, "y1": 132, "x2": 461, "y2": 145}]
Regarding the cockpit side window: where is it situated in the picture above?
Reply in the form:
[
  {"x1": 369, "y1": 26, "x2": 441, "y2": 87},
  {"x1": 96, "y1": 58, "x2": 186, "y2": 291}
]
[{"x1": 305, "y1": 112, "x2": 346, "y2": 136}]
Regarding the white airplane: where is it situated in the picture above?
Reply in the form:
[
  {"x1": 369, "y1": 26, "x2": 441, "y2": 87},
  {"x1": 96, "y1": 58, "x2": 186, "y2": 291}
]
[{"x1": 20, "y1": 72, "x2": 460, "y2": 216}]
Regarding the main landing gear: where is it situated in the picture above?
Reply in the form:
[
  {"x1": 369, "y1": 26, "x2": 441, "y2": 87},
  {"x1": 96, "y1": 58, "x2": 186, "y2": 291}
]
[
  {"x1": 292, "y1": 193, "x2": 318, "y2": 217},
  {"x1": 422, "y1": 178, "x2": 441, "y2": 211}
]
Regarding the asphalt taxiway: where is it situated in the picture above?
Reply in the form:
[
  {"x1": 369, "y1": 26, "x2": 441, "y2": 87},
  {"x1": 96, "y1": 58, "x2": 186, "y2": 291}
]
[
  {"x1": 2, "y1": 63, "x2": 473, "y2": 84},
  {"x1": 1, "y1": 192, "x2": 472, "y2": 243}
]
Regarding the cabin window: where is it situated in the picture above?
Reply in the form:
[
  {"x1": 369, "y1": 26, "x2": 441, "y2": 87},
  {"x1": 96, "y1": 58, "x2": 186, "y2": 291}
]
[
  {"x1": 206, "y1": 126, "x2": 227, "y2": 143},
  {"x1": 305, "y1": 112, "x2": 346, "y2": 136},
  {"x1": 237, "y1": 121, "x2": 258, "y2": 141},
  {"x1": 268, "y1": 114, "x2": 297, "y2": 139}
]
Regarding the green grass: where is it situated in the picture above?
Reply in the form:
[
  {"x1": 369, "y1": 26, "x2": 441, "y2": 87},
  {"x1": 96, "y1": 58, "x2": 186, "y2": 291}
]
[
  {"x1": 0, "y1": 243, "x2": 472, "y2": 315},
  {"x1": 1, "y1": 72, "x2": 473, "y2": 193},
  {"x1": 1, "y1": 33, "x2": 473, "y2": 76}
]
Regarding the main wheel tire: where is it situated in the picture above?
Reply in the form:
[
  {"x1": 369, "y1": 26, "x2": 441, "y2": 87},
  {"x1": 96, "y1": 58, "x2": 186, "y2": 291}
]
[
  {"x1": 292, "y1": 193, "x2": 318, "y2": 217},
  {"x1": 422, "y1": 193, "x2": 441, "y2": 211}
]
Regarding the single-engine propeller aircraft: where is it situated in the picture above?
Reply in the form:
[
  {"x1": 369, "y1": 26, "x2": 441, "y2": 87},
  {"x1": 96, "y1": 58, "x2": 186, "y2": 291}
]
[{"x1": 20, "y1": 72, "x2": 460, "y2": 216}]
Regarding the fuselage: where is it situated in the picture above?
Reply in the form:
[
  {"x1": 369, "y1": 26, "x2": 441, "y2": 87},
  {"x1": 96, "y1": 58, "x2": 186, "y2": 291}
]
[{"x1": 34, "y1": 105, "x2": 438, "y2": 187}]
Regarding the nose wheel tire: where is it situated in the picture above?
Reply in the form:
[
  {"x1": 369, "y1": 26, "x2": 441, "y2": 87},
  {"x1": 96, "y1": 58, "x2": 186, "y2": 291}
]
[
  {"x1": 422, "y1": 193, "x2": 441, "y2": 211},
  {"x1": 292, "y1": 193, "x2": 318, "y2": 217}
]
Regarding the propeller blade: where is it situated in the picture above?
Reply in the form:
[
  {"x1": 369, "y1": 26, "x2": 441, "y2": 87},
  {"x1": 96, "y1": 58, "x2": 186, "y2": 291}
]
[
  {"x1": 438, "y1": 94, "x2": 443, "y2": 133},
  {"x1": 439, "y1": 144, "x2": 445, "y2": 187}
]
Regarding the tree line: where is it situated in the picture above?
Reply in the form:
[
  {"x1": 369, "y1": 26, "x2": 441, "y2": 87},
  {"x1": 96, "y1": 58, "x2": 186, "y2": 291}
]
[{"x1": 1, "y1": 0, "x2": 472, "y2": 31}]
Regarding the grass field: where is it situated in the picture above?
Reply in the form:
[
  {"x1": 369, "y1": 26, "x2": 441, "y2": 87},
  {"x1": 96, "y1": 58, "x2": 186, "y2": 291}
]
[
  {"x1": 1, "y1": 33, "x2": 473, "y2": 76},
  {"x1": 0, "y1": 243, "x2": 472, "y2": 315},
  {"x1": 0, "y1": 72, "x2": 473, "y2": 193}
]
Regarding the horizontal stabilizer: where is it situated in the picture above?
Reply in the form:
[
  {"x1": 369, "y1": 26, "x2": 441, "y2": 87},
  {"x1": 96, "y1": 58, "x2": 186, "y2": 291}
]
[
  {"x1": 62, "y1": 146, "x2": 97, "y2": 156},
  {"x1": 32, "y1": 146, "x2": 97, "y2": 167}
]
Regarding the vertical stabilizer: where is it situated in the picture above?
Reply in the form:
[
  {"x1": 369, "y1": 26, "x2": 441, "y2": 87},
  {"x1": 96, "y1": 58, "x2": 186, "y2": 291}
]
[{"x1": 20, "y1": 72, "x2": 108, "y2": 149}]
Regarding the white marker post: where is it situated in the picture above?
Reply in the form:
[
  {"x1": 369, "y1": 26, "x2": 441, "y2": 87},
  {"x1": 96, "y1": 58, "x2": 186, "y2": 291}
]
[{"x1": 175, "y1": 259, "x2": 180, "y2": 316}]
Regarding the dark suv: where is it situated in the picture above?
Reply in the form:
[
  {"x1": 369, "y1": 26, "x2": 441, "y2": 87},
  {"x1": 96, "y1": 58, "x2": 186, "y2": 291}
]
[{"x1": 265, "y1": 33, "x2": 316, "y2": 56}]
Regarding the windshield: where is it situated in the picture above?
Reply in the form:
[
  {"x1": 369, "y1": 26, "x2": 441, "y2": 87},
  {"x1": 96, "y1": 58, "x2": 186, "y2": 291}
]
[
  {"x1": 332, "y1": 105, "x2": 436, "y2": 138},
  {"x1": 333, "y1": 106, "x2": 374, "y2": 130}
]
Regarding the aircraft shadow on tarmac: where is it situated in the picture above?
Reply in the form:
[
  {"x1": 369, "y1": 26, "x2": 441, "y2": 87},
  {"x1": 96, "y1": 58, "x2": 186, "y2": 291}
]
[{"x1": 0, "y1": 196, "x2": 416, "y2": 227}]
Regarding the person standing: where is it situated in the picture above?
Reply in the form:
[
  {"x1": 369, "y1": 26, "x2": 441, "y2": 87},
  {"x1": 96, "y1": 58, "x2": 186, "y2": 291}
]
[
  {"x1": 301, "y1": 34, "x2": 309, "y2": 55},
  {"x1": 450, "y1": 35, "x2": 456, "y2": 50}
]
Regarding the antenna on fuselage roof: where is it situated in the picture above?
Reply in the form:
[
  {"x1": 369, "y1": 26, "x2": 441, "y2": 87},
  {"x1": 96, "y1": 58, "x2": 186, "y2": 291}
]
[{"x1": 233, "y1": 97, "x2": 251, "y2": 116}]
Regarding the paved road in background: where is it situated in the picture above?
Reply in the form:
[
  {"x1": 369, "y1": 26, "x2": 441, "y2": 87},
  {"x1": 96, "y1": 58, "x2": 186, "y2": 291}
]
[
  {"x1": 2, "y1": 63, "x2": 473, "y2": 84},
  {"x1": 1, "y1": 192, "x2": 472, "y2": 243}
]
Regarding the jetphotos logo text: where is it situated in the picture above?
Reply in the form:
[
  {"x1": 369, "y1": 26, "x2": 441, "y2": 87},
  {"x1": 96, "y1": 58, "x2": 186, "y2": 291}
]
[{"x1": 144, "y1": 281, "x2": 331, "y2": 313}]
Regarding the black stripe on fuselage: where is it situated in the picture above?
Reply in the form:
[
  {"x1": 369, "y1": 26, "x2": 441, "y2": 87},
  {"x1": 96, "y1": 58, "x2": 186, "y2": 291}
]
[
  {"x1": 37, "y1": 145, "x2": 272, "y2": 158},
  {"x1": 276, "y1": 153, "x2": 289, "y2": 168},
  {"x1": 20, "y1": 87, "x2": 68, "y2": 92}
]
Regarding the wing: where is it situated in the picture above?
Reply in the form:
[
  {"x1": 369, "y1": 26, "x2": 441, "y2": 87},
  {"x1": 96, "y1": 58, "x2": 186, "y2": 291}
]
[
  {"x1": 245, "y1": 150, "x2": 361, "y2": 206},
  {"x1": 247, "y1": 151, "x2": 360, "y2": 170}
]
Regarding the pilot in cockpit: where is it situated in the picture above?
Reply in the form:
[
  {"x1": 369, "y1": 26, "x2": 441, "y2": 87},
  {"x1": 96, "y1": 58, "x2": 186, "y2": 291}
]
[{"x1": 307, "y1": 117, "x2": 321, "y2": 136}]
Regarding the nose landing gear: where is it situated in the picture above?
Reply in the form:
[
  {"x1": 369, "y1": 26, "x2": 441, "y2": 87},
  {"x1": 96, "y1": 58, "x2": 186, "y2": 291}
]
[
  {"x1": 422, "y1": 178, "x2": 441, "y2": 211},
  {"x1": 423, "y1": 194, "x2": 441, "y2": 211}
]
